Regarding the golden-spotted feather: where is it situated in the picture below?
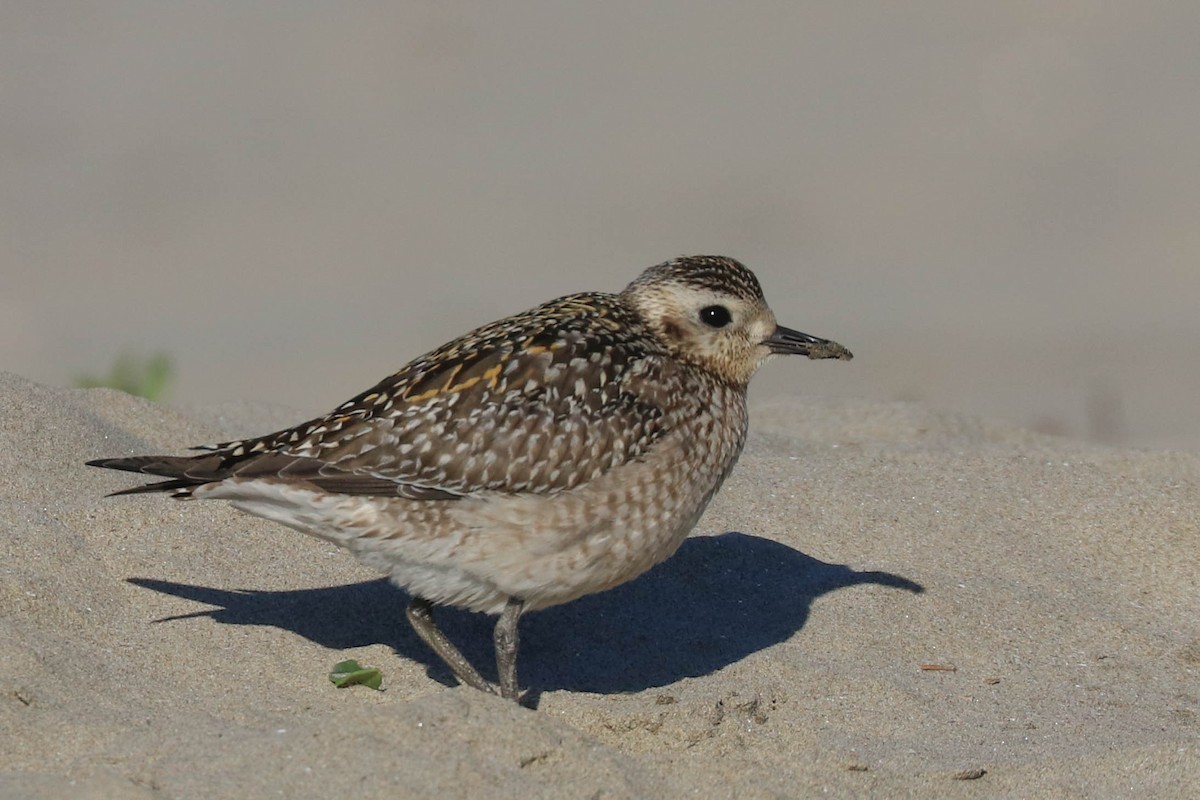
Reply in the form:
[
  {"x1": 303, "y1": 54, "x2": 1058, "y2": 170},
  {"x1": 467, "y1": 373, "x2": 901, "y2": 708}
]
[
  {"x1": 127, "y1": 291, "x2": 675, "y2": 500},
  {"x1": 258, "y1": 293, "x2": 672, "y2": 497}
]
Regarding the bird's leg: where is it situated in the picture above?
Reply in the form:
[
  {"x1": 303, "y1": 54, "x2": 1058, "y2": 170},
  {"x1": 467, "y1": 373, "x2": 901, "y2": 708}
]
[
  {"x1": 494, "y1": 597, "x2": 525, "y2": 701},
  {"x1": 405, "y1": 597, "x2": 495, "y2": 694}
]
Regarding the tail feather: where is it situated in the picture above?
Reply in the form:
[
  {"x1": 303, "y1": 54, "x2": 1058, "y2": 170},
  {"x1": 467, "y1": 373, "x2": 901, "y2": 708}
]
[
  {"x1": 86, "y1": 454, "x2": 228, "y2": 497},
  {"x1": 88, "y1": 450, "x2": 445, "y2": 499},
  {"x1": 86, "y1": 455, "x2": 194, "y2": 476},
  {"x1": 106, "y1": 478, "x2": 204, "y2": 497}
]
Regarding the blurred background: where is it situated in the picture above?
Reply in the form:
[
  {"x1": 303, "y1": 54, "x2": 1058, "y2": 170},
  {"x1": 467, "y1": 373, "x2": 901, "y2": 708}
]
[{"x1": 3, "y1": 3, "x2": 1198, "y2": 450}]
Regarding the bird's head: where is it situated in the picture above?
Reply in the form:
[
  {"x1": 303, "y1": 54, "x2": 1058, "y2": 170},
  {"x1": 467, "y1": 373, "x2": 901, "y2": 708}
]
[{"x1": 621, "y1": 255, "x2": 852, "y2": 386}]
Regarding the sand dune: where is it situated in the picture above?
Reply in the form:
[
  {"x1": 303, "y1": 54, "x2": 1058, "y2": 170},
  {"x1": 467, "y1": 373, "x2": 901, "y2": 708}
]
[{"x1": 1, "y1": 371, "x2": 1196, "y2": 798}]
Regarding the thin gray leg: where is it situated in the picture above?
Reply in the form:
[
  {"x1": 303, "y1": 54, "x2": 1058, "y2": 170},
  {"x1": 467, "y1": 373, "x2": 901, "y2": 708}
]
[
  {"x1": 494, "y1": 597, "x2": 524, "y2": 701},
  {"x1": 405, "y1": 597, "x2": 495, "y2": 695}
]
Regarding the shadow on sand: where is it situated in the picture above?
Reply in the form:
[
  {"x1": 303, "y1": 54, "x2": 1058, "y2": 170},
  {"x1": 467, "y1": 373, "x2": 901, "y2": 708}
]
[{"x1": 129, "y1": 531, "x2": 923, "y2": 694}]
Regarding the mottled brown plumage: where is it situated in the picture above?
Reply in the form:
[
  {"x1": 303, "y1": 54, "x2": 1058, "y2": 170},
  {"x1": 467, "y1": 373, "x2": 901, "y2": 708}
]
[{"x1": 88, "y1": 255, "x2": 851, "y2": 701}]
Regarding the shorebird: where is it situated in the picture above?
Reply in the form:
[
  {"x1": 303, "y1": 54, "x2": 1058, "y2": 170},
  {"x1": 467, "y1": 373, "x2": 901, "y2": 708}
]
[{"x1": 88, "y1": 255, "x2": 851, "y2": 702}]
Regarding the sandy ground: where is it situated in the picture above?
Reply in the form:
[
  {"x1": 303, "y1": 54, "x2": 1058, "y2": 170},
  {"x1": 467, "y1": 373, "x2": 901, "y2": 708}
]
[{"x1": 1, "y1": 370, "x2": 1197, "y2": 798}]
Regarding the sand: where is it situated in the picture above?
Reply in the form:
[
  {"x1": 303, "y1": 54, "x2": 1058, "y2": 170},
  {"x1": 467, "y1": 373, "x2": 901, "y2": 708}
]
[{"x1": 1, "y1": 370, "x2": 1196, "y2": 798}]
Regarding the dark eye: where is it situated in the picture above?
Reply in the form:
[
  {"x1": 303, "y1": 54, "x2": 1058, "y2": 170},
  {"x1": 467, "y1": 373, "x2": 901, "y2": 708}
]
[{"x1": 699, "y1": 305, "x2": 732, "y2": 329}]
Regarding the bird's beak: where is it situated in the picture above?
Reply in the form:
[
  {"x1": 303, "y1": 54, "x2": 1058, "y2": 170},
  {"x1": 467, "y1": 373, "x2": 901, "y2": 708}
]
[{"x1": 764, "y1": 325, "x2": 854, "y2": 361}]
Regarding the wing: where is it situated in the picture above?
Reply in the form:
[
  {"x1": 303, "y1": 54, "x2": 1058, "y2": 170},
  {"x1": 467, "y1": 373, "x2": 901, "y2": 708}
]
[{"x1": 118, "y1": 293, "x2": 676, "y2": 499}]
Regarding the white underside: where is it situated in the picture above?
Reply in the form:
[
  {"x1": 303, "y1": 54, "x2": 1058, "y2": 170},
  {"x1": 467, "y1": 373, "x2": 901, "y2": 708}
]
[{"x1": 195, "y1": 428, "x2": 736, "y2": 615}]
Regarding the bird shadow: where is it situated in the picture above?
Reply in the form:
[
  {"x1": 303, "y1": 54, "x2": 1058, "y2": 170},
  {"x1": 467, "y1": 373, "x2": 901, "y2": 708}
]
[{"x1": 128, "y1": 531, "x2": 923, "y2": 695}]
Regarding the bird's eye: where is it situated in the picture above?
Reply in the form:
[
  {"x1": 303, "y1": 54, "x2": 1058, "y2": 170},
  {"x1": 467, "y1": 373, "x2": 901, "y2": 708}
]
[{"x1": 699, "y1": 305, "x2": 732, "y2": 329}]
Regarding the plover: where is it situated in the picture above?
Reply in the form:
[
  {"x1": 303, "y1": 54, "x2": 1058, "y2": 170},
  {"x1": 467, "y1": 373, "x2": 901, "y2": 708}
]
[{"x1": 88, "y1": 255, "x2": 851, "y2": 701}]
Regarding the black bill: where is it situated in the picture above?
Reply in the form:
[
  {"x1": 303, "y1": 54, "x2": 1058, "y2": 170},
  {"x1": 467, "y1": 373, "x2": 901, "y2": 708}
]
[{"x1": 764, "y1": 325, "x2": 853, "y2": 361}]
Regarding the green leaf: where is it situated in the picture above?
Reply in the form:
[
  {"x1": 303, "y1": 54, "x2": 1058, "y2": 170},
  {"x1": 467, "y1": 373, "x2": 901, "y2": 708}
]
[{"x1": 329, "y1": 659, "x2": 383, "y2": 690}]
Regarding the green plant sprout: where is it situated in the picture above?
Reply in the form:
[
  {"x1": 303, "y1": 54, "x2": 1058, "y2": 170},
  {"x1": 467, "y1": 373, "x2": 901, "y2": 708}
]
[
  {"x1": 75, "y1": 352, "x2": 175, "y2": 401},
  {"x1": 328, "y1": 659, "x2": 383, "y2": 690}
]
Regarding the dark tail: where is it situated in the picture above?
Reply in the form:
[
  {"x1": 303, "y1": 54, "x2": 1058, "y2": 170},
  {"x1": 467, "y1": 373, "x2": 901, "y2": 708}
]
[
  {"x1": 86, "y1": 454, "x2": 224, "y2": 497},
  {"x1": 88, "y1": 450, "x2": 430, "y2": 499}
]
